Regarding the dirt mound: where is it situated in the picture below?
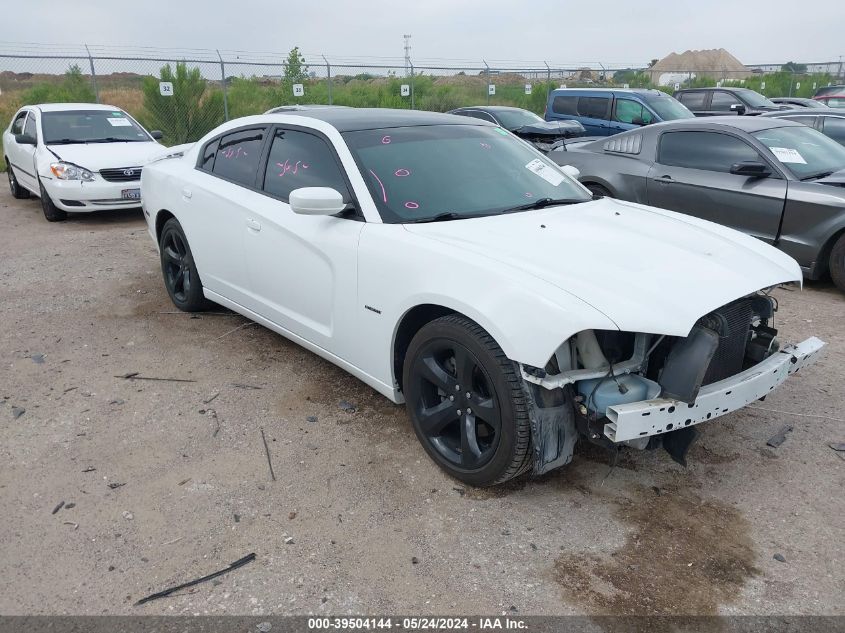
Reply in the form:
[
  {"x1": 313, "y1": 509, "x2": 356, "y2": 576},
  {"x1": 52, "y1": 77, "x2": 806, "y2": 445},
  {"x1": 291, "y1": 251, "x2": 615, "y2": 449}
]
[{"x1": 650, "y1": 48, "x2": 751, "y2": 82}]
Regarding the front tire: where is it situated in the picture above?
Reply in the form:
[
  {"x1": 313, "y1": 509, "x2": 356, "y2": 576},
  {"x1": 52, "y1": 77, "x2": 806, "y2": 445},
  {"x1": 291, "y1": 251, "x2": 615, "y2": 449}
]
[
  {"x1": 830, "y1": 233, "x2": 845, "y2": 293},
  {"x1": 7, "y1": 162, "x2": 30, "y2": 199},
  {"x1": 38, "y1": 181, "x2": 67, "y2": 222},
  {"x1": 402, "y1": 314, "x2": 532, "y2": 487},
  {"x1": 159, "y1": 218, "x2": 214, "y2": 312}
]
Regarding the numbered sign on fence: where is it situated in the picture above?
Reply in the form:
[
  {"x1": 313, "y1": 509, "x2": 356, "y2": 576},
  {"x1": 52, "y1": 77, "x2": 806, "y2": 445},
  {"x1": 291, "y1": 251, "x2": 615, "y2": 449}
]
[
  {"x1": 761, "y1": 81, "x2": 766, "y2": 90},
  {"x1": 400, "y1": 84, "x2": 410, "y2": 97},
  {"x1": 488, "y1": 84, "x2": 496, "y2": 96},
  {"x1": 159, "y1": 82, "x2": 173, "y2": 97},
  {"x1": 796, "y1": 82, "x2": 801, "y2": 90},
  {"x1": 674, "y1": 82, "x2": 680, "y2": 91},
  {"x1": 292, "y1": 83, "x2": 304, "y2": 97},
  {"x1": 622, "y1": 83, "x2": 630, "y2": 89}
]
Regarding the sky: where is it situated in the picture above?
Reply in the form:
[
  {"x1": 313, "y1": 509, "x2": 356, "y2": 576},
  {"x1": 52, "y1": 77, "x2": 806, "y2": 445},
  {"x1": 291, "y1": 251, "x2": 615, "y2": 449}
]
[{"x1": 10, "y1": 0, "x2": 845, "y2": 67}]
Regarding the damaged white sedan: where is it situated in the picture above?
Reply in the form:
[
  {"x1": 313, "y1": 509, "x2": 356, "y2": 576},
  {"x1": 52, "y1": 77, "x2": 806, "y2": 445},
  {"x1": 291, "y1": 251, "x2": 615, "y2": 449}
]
[{"x1": 141, "y1": 109, "x2": 824, "y2": 486}]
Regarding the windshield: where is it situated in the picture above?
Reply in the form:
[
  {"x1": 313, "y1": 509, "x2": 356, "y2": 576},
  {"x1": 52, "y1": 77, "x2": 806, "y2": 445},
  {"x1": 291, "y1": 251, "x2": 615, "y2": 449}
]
[
  {"x1": 41, "y1": 110, "x2": 151, "y2": 144},
  {"x1": 343, "y1": 124, "x2": 591, "y2": 223},
  {"x1": 495, "y1": 109, "x2": 544, "y2": 129},
  {"x1": 753, "y1": 125, "x2": 845, "y2": 179},
  {"x1": 642, "y1": 94, "x2": 695, "y2": 120},
  {"x1": 737, "y1": 89, "x2": 778, "y2": 109}
]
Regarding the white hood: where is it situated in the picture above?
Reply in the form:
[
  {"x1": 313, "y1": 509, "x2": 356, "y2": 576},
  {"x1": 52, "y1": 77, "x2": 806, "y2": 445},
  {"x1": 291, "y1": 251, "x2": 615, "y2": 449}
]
[
  {"x1": 45, "y1": 141, "x2": 163, "y2": 170},
  {"x1": 404, "y1": 198, "x2": 802, "y2": 337}
]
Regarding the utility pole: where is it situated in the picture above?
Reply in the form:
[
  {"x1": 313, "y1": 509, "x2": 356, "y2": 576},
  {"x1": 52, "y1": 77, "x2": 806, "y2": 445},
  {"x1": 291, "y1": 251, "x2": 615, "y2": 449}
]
[{"x1": 403, "y1": 34, "x2": 412, "y2": 77}]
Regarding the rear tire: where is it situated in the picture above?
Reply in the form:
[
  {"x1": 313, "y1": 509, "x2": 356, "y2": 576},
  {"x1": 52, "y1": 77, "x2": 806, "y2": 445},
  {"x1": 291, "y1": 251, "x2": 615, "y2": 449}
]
[
  {"x1": 585, "y1": 183, "x2": 613, "y2": 198},
  {"x1": 7, "y1": 162, "x2": 30, "y2": 199},
  {"x1": 829, "y1": 233, "x2": 845, "y2": 294},
  {"x1": 402, "y1": 314, "x2": 532, "y2": 487},
  {"x1": 38, "y1": 181, "x2": 67, "y2": 222},
  {"x1": 159, "y1": 217, "x2": 214, "y2": 312}
]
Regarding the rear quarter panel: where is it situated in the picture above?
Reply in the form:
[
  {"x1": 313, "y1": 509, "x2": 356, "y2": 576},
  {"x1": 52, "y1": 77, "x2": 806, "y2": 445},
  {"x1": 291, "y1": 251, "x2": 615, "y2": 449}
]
[{"x1": 779, "y1": 181, "x2": 845, "y2": 274}]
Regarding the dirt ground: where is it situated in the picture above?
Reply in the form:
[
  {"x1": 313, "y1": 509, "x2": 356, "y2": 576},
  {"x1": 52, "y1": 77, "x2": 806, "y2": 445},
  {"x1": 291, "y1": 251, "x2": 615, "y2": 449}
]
[{"x1": 0, "y1": 186, "x2": 843, "y2": 617}]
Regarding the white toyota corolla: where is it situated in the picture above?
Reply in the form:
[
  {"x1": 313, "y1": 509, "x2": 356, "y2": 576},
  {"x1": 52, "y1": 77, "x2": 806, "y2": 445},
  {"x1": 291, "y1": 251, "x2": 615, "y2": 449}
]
[
  {"x1": 141, "y1": 108, "x2": 824, "y2": 486},
  {"x1": 3, "y1": 103, "x2": 163, "y2": 221}
]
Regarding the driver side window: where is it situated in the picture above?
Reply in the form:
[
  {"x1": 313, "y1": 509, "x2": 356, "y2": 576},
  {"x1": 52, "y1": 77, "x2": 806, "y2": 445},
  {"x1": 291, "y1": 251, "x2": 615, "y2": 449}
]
[
  {"x1": 261, "y1": 128, "x2": 351, "y2": 204},
  {"x1": 658, "y1": 131, "x2": 761, "y2": 173},
  {"x1": 613, "y1": 99, "x2": 653, "y2": 125},
  {"x1": 24, "y1": 114, "x2": 37, "y2": 140}
]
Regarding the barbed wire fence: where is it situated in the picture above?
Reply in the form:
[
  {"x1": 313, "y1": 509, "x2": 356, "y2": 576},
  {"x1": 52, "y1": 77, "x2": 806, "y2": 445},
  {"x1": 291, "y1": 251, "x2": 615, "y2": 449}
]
[{"x1": 1, "y1": 42, "x2": 843, "y2": 164}]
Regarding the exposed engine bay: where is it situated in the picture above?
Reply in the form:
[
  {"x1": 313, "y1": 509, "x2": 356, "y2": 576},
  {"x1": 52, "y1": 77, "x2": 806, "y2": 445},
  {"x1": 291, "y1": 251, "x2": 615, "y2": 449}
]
[{"x1": 520, "y1": 291, "x2": 825, "y2": 474}]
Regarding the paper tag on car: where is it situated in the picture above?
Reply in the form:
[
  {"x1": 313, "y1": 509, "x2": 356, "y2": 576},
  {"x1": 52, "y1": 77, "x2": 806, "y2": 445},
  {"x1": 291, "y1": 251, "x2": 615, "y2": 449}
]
[
  {"x1": 770, "y1": 147, "x2": 807, "y2": 164},
  {"x1": 107, "y1": 118, "x2": 132, "y2": 127},
  {"x1": 525, "y1": 159, "x2": 564, "y2": 186}
]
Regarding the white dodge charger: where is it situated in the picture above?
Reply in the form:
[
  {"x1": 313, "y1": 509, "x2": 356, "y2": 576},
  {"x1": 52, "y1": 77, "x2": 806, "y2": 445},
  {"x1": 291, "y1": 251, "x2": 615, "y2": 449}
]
[
  {"x1": 3, "y1": 103, "x2": 163, "y2": 221},
  {"x1": 140, "y1": 108, "x2": 824, "y2": 486}
]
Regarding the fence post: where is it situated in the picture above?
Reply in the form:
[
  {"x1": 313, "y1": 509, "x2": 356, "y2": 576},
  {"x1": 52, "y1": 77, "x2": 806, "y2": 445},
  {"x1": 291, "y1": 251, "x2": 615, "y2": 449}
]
[
  {"x1": 789, "y1": 69, "x2": 795, "y2": 97},
  {"x1": 409, "y1": 60, "x2": 415, "y2": 110},
  {"x1": 216, "y1": 49, "x2": 229, "y2": 121},
  {"x1": 323, "y1": 55, "x2": 332, "y2": 105},
  {"x1": 544, "y1": 61, "x2": 551, "y2": 100},
  {"x1": 484, "y1": 60, "x2": 490, "y2": 105},
  {"x1": 84, "y1": 44, "x2": 99, "y2": 103}
]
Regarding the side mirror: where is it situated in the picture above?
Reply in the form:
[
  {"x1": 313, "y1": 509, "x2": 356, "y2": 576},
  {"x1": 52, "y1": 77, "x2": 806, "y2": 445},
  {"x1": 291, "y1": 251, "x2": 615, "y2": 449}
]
[
  {"x1": 289, "y1": 187, "x2": 347, "y2": 216},
  {"x1": 730, "y1": 161, "x2": 771, "y2": 177},
  {"x1": 150, "y1": 130, "x2": 164, "y2": 140},
  {"x1": 559, "y1": 164, "x2": 580, "y2": 179},
  {"x1": 14, "y1": 133, "x2": 37, "y2": 145},
  {"x1": 730, "y1": 103, "x2": 746, "y2": 115}
]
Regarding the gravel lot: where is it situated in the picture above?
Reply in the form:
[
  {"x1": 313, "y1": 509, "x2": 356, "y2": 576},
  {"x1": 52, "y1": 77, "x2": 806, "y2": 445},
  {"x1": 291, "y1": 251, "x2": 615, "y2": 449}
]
[{"x1": 0, "y1": 186, "x2": 843, "y2": 616}]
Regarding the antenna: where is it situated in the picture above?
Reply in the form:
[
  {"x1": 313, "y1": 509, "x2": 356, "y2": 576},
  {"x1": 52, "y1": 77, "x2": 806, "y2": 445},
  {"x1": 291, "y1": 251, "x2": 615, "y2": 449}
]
[{"x1": 403, "y1": 34, "x2": 412, "y2": 77}]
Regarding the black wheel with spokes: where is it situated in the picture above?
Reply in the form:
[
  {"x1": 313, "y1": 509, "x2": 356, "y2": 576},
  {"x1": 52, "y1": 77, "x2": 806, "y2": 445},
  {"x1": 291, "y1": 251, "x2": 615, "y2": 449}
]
[
  {"x1": 159, "y1": 218, "x2": 213, "y2": 312},
  {"x1": 7, "y1": 162, "x2": 30, "y2": 199},
  {"x1": 403, "y1": 314, "x2": 532, "y2": 486}
]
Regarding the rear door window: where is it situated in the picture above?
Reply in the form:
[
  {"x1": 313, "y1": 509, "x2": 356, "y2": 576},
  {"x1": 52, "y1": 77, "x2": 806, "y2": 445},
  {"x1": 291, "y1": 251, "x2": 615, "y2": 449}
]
[
  {"x1": 677, "y1": 92, "x2": 707, "y2": 110},
  {"x1": 262, "y1": 128, "x2": 351, "y2": 203},
  {"x1": 11, "y1": 112, "x2": 27, "y2": 135},
  {"x1": 821, "y1": 117, "x2": 845, "y2": 144},
  {"x1": 577, "y1": 97, "x2": 610, "y2": 119},
  {"x1": 552, "y1": 95, "x2": 578, "y2": 116},
  {"x1": 211, "y1": 128, "x2": 266, "y2": 187},
  {"x1": 459, "y1": 110, "x2": 497, "y2": 123},
  {"x1": 658, "y1": 131, "x2": 760, "y2": 172}
]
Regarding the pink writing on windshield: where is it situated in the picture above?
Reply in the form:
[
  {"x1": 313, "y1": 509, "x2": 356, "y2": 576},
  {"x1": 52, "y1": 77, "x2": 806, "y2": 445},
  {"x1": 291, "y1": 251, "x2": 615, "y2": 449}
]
[
  {"x1": 369, "y1": 169, "x2": 387, "y2": 203},
  {"x1": 394, "y1": 168, "x2": 410, "y2": 177},
  {"x1": 276, "y1": 160, "x2": 310, "y2": 177},
  {"x1": 381, "y1": 135, "x2": 391, "y2": 144},
  {"x1": 404, "y1": 201, "x2": 419, "y2": 209}
]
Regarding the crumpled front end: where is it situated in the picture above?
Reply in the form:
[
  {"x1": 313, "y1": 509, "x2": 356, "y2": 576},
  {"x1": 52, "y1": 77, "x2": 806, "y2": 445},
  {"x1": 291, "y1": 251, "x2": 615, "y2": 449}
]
[{"x1": 520, "y1": 290, "x2": 825, "y2": 474}]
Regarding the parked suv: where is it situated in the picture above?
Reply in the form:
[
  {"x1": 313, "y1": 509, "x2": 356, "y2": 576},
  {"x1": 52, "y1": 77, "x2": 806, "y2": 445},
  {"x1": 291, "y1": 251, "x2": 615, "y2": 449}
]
[
  {"x1": 674, "y1": 87, "x2": 783, "y2": 116},
  {"x1": 545, "y1": 88, "x2": 693, "y2": 136}
]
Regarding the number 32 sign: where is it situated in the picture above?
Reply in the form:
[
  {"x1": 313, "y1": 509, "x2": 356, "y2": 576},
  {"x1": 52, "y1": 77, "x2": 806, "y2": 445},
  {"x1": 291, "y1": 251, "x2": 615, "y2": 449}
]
[{"x1": 159, "y1": 82, "x2": 173, "y2": 97}]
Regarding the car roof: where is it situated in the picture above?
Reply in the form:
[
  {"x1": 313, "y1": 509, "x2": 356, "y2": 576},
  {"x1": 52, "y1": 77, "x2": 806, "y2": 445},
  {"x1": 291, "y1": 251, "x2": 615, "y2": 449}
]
[
  {"x1": 650, "y1": 116, "x2": 804, "y2": 132},
  {"x1": 34, "y1": 103, "x2": 124, "y2": 113},
  {"x1": 452, "y1": 105, "x2": 530, "y2": 113},
  {"x1": 761, "y1": 108, "x2": 844, "y2": 117},
  {"x1": 280, "y1": 107, "x2": 491, "y2": 131},
  {"x1": 550, "y1": 88, "x2": 665, "y2": 96}
]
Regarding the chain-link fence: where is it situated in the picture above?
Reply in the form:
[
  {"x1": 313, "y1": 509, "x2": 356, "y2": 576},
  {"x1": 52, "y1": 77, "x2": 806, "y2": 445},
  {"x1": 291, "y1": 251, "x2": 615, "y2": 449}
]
[{"x1": 1, "y1": 43, "x2": 844, "y2": 170}]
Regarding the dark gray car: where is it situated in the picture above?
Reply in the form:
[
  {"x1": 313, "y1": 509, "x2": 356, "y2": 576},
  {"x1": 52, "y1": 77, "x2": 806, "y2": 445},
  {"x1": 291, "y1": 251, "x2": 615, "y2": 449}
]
[
  {"x1": 759, "y1": 108, "x2": 845, "y2": 146},
  {"x1": 550, "y1": 117, "x2": 845, "y2": 291}
]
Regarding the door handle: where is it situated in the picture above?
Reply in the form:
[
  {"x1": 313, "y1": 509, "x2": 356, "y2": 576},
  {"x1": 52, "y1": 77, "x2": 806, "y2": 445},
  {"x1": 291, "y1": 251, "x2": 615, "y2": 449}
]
[
  {"x1": 246, "y1": 218, "x2": 261, "y2": 232},
  {"x1": 181, "y1": 187, "x2": 192, "y2": 199},
  {"x1": 654, "y1": 175, "x2": 674, "y2": 183}
]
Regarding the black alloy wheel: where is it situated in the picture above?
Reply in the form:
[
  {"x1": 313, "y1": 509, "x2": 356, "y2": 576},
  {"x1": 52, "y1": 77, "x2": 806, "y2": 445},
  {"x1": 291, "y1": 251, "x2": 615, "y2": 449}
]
[
  {"x1": 403, "y1": 315, "x2": 532, "y2": 486},
  {"x1": 159, "y1": 218, "x2": 212, "y2": 311}
]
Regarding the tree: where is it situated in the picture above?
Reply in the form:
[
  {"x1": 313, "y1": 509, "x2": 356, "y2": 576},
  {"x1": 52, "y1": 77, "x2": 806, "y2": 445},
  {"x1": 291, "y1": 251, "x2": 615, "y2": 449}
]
[
  {"x1": 648, "y1": 58, "x2": 659, "y2": 68},
  {"x1": 142, "y1": 62, "x2": 224, "y2": 144},
  {"x1": 22, "y1": 64, "x2": 95, "y2": 104},
  {"x1": 781, "y1": 61, "x2": 807, "y2": 74},
  {"x1": 283, "y1": 46, "x2": 308, "y2": 84}
]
